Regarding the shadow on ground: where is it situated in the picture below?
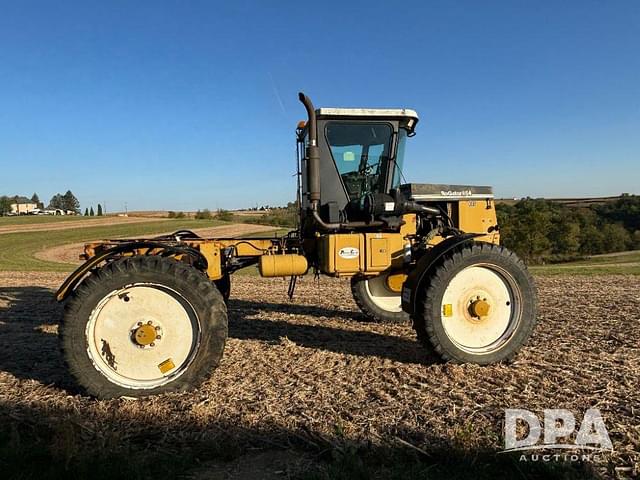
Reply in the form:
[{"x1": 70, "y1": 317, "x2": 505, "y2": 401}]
[
  {"x1": 0, "y1": 287, "x2": 436, "y2": 389},
  {"x1": 0, "y1": 399, "x2": 599, "y2": 480},
  {"x1": 0, "y1": 285, "x2": 69, "y2": 388},
  {"x1": 228, "y1": 298, "x2": 439, "y2": 365}
]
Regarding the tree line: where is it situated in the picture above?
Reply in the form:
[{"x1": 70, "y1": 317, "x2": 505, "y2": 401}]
[
  {"x1": 0, "y1": 190, "x2": 107, "y2": 217},
  {"x1": 0, "y1": 191, "x2": 81, "y2": 215},
  {"x1": 48, "y1": 191, "x2": 80, "y2": 213},
  {"x1": 496, "y1": 195, "x2": 640, "y2": 264},
  {"x1": 83, "y1": 204, "x2": 104, "y2": 216}
]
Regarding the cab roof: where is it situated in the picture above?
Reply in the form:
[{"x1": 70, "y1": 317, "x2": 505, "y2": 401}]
[
  {"x1": 316, "y1": 107, "x2": 418, "y2": 121},
  {"x1": 316, "y1": 107, "x2": 419, "y2": 133}
]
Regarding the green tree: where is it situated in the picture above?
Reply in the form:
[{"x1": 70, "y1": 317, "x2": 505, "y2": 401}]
[
  {"x1": 97, "y1": 204, "x2": 103, "y2": 216},
  {"x1": 30, "y1": 193, "x2": 44, "y2": 209},
  {"x1": 49, "y1": 194, "x2": 64, "y2": 210},
  {"x1": 0, "y1": 196, "x2": 11, "y2": 215},
  {"x1": 89, "y1": 206, "x2": 95, "y2": 216},
  {"x1": 578, "y1": 224, "x2": 605, "y2": 255},
  {"x1": 496, "y1": 203, "x2": 515, "y2": 245},
  {"x1": 62, "y1": 190, "x2": 80, "y2": 214},
  {"x1": 548, "y1": 207, "x2": 581, "y2": 258},
  {"x1": 595, "y1": 195, "x2": 640, "y2": 232},
  {"x1": 600, "y1": 223, "x2": 632, "y2": 253},
  {"x1": 195, "y1": 209, "x2": 212, "y2": 220},
  {"x1": 84, "y1": 208, "x2": 89, "y2": 216},
  {"x1": 216, "y1": 209, "x2": 233, "y2": 221},
  {"x1": 502, "y1": 199, "x2": 552, "y2": 264},
  {"x1": 497, "y1": 197, "x2": 637, "y2": 263}
]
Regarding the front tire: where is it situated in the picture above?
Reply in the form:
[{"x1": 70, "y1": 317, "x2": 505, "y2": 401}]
[
  {"x1": 351, "y1": 273, "x2": 409, "y2": 323},
  {"x1": 414, "y1": 243, "x2": 537, "y2": 364},
  {"x1": 61, "y1": 256, "x2": 227, "y2": 398}
]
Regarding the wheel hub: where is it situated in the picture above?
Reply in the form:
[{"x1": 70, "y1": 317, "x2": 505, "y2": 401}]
[
  {"x1": 440, "y1": 265, "x2": 519, "y2": 353},
  {"x1": 468, "y1": 297, "x2": 491, "y2": 318},
  {"x1": 385, "y1": 273, "x2": 407, "y2": 293},
  {"x1": 133, "y1": 322, "x2": 160, "y2": 347}
]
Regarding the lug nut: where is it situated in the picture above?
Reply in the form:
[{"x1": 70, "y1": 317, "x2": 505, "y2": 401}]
[
  {"x1": 156, "y1": 335, "x2": 161, "y2": 340},
  {"x1": 150, "y1": 343, "x2": 155, "y2": 347}
]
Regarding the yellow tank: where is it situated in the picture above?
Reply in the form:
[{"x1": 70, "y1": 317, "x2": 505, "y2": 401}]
[{"x1": 259, "y1": 254, "x2": 308, "y2": 277}]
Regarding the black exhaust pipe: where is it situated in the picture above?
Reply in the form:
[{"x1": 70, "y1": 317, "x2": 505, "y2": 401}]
[{"x1": 298, "y1": 93, "x2": 320, "y2": 203}]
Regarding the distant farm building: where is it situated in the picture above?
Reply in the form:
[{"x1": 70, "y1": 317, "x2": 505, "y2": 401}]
[{"x1": 10, "y1": 196, "x2": 38, "y2": 215}]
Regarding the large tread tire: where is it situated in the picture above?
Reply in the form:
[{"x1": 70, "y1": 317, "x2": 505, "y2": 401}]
[
  {"x1": 351, "y1": 275, "x2": 410, "y2": 324},
  {"x1": 414, "y1": 243, "x2": 537, "y2": 364},
  {"x1": 61, "y1": 256, "x2": 227, "y2": 399}
]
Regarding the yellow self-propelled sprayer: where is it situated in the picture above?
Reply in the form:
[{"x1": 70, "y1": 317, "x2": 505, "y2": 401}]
[{"x1": 56, "y1": 93, "x2": 537, "y2": 398}]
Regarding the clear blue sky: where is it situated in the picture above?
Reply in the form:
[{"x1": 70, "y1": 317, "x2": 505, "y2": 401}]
[{"x1": 0, "y1": 1, "x2": 638, "y2": 211}]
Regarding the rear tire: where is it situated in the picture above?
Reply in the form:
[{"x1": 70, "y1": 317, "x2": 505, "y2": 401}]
[
  {"x1": 351, "y1": 273, "x2": 409, "y2": 323},
  {"x1": 61, "y1": 256, "x2": 227, "y2": 399},
  {"x1": 414, "y1": 243, "x2": 536, "y2": 364}
]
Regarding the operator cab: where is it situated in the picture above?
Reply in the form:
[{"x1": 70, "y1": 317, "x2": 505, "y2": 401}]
[{"x1": 297, "y1": 106, "x2": 419, "y2": 229}]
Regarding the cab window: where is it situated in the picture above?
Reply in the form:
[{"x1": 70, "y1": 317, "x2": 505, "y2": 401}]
[{"x1": 325, "y1": 122, "x2": 393, "y2": 200}]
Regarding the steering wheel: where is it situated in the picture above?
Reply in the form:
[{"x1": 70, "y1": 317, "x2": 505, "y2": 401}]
[{"x1": 341, "y1": 171, "x2": 363, "y2": 197}]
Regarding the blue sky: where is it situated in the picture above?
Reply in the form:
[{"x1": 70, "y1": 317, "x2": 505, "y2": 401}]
[{"x1": 0, "y1": 1, "x2": 638, "y2": 211}]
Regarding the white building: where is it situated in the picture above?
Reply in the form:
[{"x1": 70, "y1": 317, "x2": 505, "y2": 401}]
[{"x1": 10, "y1": 201, "x2": 39, "y2": 215}]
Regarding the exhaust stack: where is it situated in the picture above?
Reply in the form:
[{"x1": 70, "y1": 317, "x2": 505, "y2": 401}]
[{"x1": 298, "y1": 93, "x2": 320, "y2": 203}]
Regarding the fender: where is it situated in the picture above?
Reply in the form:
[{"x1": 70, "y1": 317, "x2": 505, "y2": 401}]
[
  {"x1": 55, "y1": 241, "x2": 208, "y2": 302},
  {"x1": 401, "y1": 233, "x2": 483, "y2": 316}
]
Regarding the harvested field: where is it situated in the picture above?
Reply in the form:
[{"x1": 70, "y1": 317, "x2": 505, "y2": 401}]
[
  {"x1": 0, "y1": 216, "x2": 167, "y2": 235},
  {"x1": 34, "y1": 223, "x2": 277, "y2": 266},
  {"x1": 0, "y1": 272, "x2": 638, "y2": 479}
]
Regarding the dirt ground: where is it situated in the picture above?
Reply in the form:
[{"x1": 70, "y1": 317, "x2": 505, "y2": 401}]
[{"x1": 0, "y1": 272, "x2": 638, "y2": 479}]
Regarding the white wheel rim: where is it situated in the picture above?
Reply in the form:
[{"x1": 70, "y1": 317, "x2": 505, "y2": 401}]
[
  {"x1": 441, "y1": 264, "x2": 521, "y2": 354},
  {"x1": 86, "y1": 283, "x2": 201, "y2": 389},
  {"x1": 364, "y1": 274, "x2": 403, "y2": 313}
]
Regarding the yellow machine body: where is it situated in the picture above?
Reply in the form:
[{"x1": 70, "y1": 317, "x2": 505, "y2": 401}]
[
  {"x1": 425, "y1": 199, "x2": 500, "y2": 247},
  {"x1": 311, "y1": 215, "x2": 416, "y2": 277},
  {"x1": 456, "y1": 199, "x2": 500, "y2": 244},
  {"x1": 56, "y1": 202, "x2": 501, "y2": 303},
  {"x1": 318, "y1": 232, "x2": 406, "y2": 277},
  {"x1": 259, "y1": 254, "x2": 308, "y2": 277},
  {"x1": 77, "y1": 206, "x2": 497, "y2": 284}
]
